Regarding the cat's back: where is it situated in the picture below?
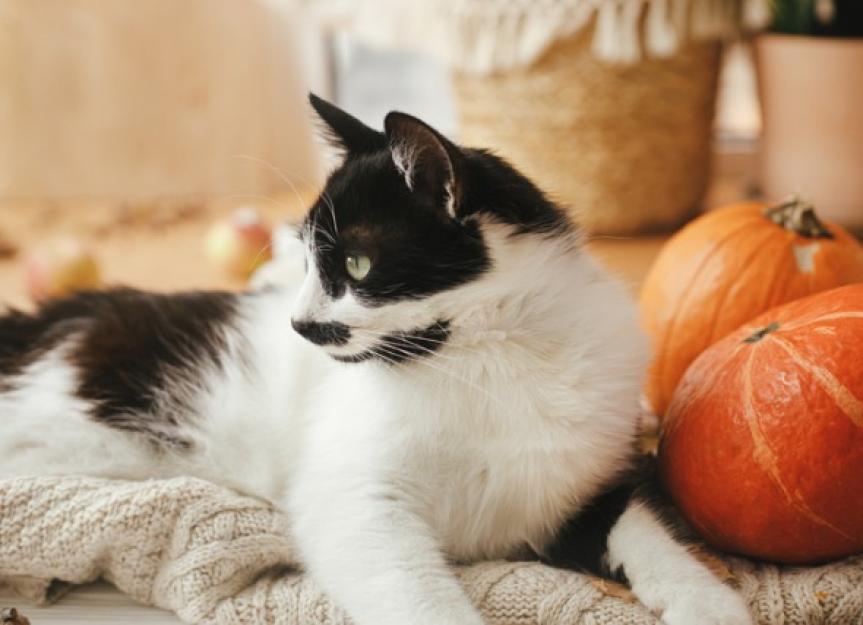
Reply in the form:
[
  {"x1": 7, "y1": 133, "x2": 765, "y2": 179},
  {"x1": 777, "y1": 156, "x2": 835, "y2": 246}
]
[
  {"x1": 0, "y1": 288, "x2": 244, "y2": 477},
  {"x1": 0, "y1": 287, "x2": 325, "y2": 494}
]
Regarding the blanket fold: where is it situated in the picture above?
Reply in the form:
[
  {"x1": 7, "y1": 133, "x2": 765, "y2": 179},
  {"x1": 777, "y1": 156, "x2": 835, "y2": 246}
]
[{"x1": 1, "y1": 476, "x2": 861, "y2": 624}]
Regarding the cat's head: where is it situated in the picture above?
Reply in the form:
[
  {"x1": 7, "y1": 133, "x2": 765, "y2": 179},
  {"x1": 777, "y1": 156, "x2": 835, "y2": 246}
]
[{"x1": 291, "y1": 94, "x2": 573, "y2": 364}]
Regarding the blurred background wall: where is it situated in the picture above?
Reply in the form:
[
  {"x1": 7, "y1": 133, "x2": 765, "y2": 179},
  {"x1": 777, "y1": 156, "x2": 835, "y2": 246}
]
[{"x1": 0, "y1": 0, "x2": 327, "y2": 201}]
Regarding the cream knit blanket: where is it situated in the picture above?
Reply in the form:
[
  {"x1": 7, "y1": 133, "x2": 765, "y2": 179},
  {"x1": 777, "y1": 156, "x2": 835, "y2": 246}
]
[{"x1": 1, "y1": 476, "x2": 861, "y2": 624}]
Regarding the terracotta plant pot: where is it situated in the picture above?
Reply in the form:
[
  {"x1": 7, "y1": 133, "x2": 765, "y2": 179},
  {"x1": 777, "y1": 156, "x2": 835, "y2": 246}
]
[{"x1": 756, "y1": 34, "x2": 863, "y2": 232}]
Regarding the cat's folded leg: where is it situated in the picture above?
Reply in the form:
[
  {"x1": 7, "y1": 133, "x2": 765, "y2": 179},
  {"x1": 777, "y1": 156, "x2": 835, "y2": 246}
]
[
  {"x1": 607, "y1": 499, "x2": 754, "y2": 625},
  {"x1": 287, "y1": 488, "x2": 486, "y2": 625}
]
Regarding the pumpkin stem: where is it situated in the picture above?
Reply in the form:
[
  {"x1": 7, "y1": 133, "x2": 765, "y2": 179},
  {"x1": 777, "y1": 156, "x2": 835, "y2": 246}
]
[
  {"x1": 764, "y1": 196, "x2": 833, "y2": 239},
  {"x1": 743, "y1": 322, "x2": 780, "y2": 344}
]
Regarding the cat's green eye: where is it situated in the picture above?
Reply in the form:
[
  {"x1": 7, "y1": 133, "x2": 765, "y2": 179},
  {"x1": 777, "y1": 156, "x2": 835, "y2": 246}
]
[{"x1": 345, "y1": 254, "x2": 372, "y2": 281}]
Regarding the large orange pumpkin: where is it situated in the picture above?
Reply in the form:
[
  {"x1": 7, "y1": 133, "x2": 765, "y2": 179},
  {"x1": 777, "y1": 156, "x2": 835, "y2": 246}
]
[
  {"x1": 641, "y1": 198, "x2": 863, "y2": 417},
  {"x1": 659, "y1": 284, "x2": 863, "y2": 564}
]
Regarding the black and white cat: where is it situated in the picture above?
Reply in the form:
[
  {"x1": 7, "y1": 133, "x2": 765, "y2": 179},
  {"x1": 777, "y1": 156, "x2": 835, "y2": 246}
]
[{"x1": 0, "y1": 96, "x2": 752, "y2": 625}]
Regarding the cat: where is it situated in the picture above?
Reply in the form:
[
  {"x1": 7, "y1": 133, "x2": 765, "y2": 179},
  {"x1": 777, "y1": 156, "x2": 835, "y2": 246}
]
[{"x1": 0, "y1": 95, "x2": 753, "y2": 625}]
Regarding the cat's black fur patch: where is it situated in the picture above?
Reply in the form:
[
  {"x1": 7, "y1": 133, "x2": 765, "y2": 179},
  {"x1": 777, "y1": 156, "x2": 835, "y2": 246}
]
[
  {"x1": 309, "y1": 93, "x2": 389, "y2": 155},
  {"x1": 541, "y1": 478, "x2": 635, "y2": 581},
  {"x1": 0, "y1": 288, "x2": 240, "y2": 447},
  {"x1": 464, "y1": 148, "x2": 570, "y2": 237},
  {"x1": 0, "y1": 305, "x2": 88, "y2": 391},
  {"x1": 375, "y1": 320, "x2": 451, "y2": 364},
  {"x1": 69, "y1": 289, "x2": 239, "y2": 446},
  {"x1": 291, "y1": 319, "x2": 351, "y2": 346},
  {"x1": 539, "y1": 457, "x2": 679, "y2": 583},
  {"x1": 302, "y1": 95, "x2": 571, "y2": 308},
  {"x1": 333, "y1": 320, "x2": 451, "y2": 364},
  {"x1": 305, "y1": 151, "x2": 491, "y2": 307}
]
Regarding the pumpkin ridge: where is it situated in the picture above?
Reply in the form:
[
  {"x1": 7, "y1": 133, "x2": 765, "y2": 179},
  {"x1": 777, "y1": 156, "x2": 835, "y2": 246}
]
[
  {"x1": 662, "y1": 340, "x2": 747, "y2": 439},
  {"x1": 768, "y1": 334, "x2": 863, "y2": 429},
  {"x1": 783, "y1": 311, "x2": 863, "y2": 332},
  {"x1": 741, "y1": 345, "x2": 853, "y2": 540},
  {"x1": 653, "y1": 217, "x2": 762, "y2": 410},
  {"x1": 702, "y1": 228, "x2": 784, "y2": 347}
]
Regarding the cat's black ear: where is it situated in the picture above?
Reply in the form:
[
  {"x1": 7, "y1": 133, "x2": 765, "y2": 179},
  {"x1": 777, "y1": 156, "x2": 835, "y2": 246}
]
[
  {"x1": 384, "y1": 112, "x2": 465, "y2": 220},
  {"x1": 309, "y1": 93, "x2": 386, "y2": 155}
]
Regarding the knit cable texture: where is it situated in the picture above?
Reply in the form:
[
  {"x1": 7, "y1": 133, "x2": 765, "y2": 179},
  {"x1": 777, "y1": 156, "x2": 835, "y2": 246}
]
[{"x1": 1, "y1": 476, "x2": 860, "y2": 624}]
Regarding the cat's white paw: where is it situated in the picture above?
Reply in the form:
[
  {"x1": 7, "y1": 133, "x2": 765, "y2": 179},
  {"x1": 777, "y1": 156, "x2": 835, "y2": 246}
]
[{"x1": 661, "y1": 585, "x2": 753, "y2": 625}]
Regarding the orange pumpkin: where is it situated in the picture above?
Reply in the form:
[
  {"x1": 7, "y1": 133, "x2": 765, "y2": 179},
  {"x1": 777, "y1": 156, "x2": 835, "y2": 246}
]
[
  {"x1": 641, "y1": 198, "x2": 863, "y2": 417},
  {"x1": 659, "y1": 284, "x2": 863, "y2": 564}
]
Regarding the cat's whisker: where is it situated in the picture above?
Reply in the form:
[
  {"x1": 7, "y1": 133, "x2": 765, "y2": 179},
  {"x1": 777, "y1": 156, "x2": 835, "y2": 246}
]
[
  {"x1": 248, "y1": 240, "x2": 276, "y2": 273},
  {"x1": 347, "y1": 328, "x2": 486, "y2": 360},
  {"x1": 346, "y1": 328, "x2": 475, "y2": 362},
  {"x1": 232, "y1": 155, "x2": 311, "y2": 215},
  {"x1": 361, "y1": 339, "x2": 504, "y2": 409},
  {"x1": 307, "y1": 209, "x2": 337, "y2": 247}
]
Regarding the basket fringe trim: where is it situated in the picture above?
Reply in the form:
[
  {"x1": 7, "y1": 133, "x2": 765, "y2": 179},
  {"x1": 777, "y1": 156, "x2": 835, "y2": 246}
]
[{"x1": 305, "y1": 0, "x2": 769, "y2": 73}]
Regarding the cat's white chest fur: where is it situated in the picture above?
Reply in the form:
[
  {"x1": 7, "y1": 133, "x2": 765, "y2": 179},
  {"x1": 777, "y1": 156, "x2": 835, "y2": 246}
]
[{"x1": 283, "y1": 291, "x2": 643, "y2": 564}]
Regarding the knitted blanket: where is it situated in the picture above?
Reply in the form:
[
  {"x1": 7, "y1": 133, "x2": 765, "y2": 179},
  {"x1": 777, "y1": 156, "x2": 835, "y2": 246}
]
[{"x1": 0, "y1": 476, "x2": 861, "y2": 624}]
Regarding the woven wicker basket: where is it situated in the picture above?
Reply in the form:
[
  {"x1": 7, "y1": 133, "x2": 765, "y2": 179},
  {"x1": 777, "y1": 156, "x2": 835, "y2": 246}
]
[{"x1": 453, "y1": 31, "x2": 721, "y2": 235}]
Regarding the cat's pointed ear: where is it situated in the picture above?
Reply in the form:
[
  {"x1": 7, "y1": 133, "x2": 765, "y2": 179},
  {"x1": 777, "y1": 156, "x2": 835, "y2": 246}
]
[
  {"x1": 384, "y1": 112, "x2": 465, "y2": 220},
  {"x1": 309, "y1": 93, "x2": 386, "y2": 155}
]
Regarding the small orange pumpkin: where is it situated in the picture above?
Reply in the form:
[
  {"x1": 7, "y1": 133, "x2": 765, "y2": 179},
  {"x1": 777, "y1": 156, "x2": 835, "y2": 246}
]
[
  {"x1": 659, "y1": 284, "x2": 863, "y2": 563},
  {"x1": 641, "y1": 197, "x2": 863, "y2": 417}
]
